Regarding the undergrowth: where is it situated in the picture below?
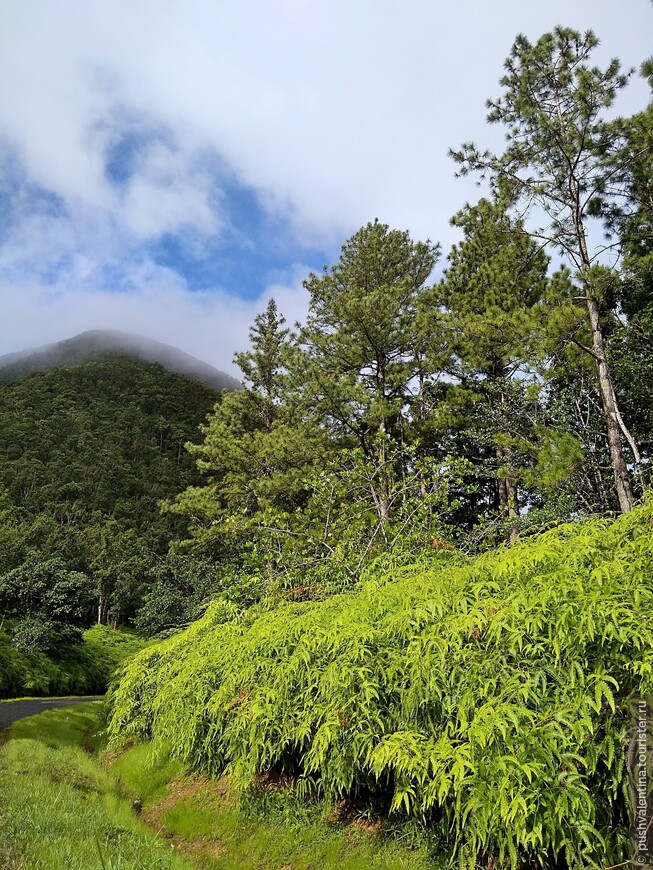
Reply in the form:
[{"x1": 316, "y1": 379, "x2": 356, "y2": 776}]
[
  {"x1": 0, "y1": 624, "x2": 145, "y2": 698},
  {"x1": 109, "y1": 502, "x2": 653, "y2": 868}
]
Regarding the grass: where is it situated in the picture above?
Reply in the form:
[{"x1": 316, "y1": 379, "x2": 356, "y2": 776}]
[
  {"x1": 110, "y1": 740, "x2": 435, "y2": 869},
  {"x1": 0, "y1": 694, "x2": 99, "y2": 702},
  {"x1": 0, "y1": 702, "x2": 433, "y2": 869},
  {"x1": 0, "y1": 703, "x2": 190, "y2": 869}
]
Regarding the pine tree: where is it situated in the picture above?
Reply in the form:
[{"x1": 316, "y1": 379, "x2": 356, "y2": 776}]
[
  {"x1": 435, "y1": 199, "x2": 549, "y2": 540},
  {"x1": 233, "y1": 298, "x2": 290, "y2": 432},
  {"x1": 300, "y1": 220, "x2": 439, "y2": 526},
  {"x1": 169, "y1": 299, "x2": 324, "y2": 560},
  {"x1": 451, "y1": 27, "x2": 639, "y2": 513}
]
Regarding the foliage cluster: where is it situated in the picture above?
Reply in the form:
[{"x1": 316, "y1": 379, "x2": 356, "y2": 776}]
[
  {"x1": 110, "y1": 502, "x2": 653, "y2": 868},
  {"x1": 0, "y1": 624, "x2": 144, "y2": 698}
]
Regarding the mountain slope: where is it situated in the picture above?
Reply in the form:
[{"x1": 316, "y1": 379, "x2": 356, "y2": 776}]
[
  {"x1": 0, "y1": 356, "x2": 222, "y2": 622},
  {"x1": 0, "y1": 330, "x2": 241, "y2": 390}
]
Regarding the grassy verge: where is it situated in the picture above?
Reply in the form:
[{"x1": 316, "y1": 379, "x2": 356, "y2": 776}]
[
  {"x1": 0, "y1": 703, "x2": 433, "y2": 869},
  {"x1": 110, "y1": 740, "x2": 434, "y2": 869},
  {"x1": 0, "y1": 703, "x2": 190, "y2": 869}
]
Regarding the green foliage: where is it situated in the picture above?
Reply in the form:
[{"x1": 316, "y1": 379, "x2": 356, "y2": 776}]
[
  {"x1": 0, "y1": 557, "x2": 94, "y2": 652},
  {"x1": 450, "y1": 26, "x2": 638, "y2": 513},
  {"x1": 241, "y1": 439, "x2": 472, "y2": 595},
  {"x1": 134, "y1": 555, "x2": 225, "y2": 635},
  {"x1": 168, "y1": 297, "x2": 327, "y2": 571},
  {"x1": 109, "y1": 503, "x2": 653, "y2": 868},
  {"x1": 597, "y1": 62, "x2": 653, "y2": 264},
  {"x1": 0, "y1": 356, "x2": 220, "y2": 622},
  {"x1": 0, "y1": 624, "x2": 145, "y2": 698},
  {"x1": 300, "y1": 222, "x2": 439, "y2": 525},
  {"x1": 437, "y1": 198, "x2": 548, "y2": 377}
]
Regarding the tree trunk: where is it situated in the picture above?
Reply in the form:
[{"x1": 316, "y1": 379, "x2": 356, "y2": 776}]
[
  {"x1": 505, "y1": 464, "x2": 519, "y2": 545},
  {"x1": 586, "y1": 297, "x2": 633, "y2": 514},
  {"x1": 572, "y1": 190, "x2": 635, "y2": 513},
  {"x1": 497, "y1": 445, "x2": 519, "y2": 544},
  {"x1": 377, "y1": 421, "x2": 390, "y2": 529}
]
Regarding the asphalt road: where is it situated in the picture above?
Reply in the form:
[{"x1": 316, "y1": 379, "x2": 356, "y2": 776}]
[{"x1": 0, "y1": 696, "x2": 105, "y2": 731}]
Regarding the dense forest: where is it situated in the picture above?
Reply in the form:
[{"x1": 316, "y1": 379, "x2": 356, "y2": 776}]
[
  {"x1": 0, "y1": 357, "x2": 222, "y2": 693},
  {"x1": 1, "y1": 25, "x2": 653, "y2": 868}
]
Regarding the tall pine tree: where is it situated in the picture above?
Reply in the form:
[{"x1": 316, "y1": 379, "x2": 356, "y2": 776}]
[
  {"x1": 300, "y1": 220, "x2": 439, "y2": 526},
  {"x1": 435, "y1": 198, "x2": 549, "y2": 540},
  {"x1": 451, "y1": 27, "x2": 639, "y2": 512}
]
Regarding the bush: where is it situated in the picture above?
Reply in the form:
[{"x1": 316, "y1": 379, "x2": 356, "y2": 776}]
[
  {"x1": 0, "y1": 624, "x2": 145, "y2": 698},
  {"x1": 109, "y1": 502, "x2": 653, "y2": 868}
]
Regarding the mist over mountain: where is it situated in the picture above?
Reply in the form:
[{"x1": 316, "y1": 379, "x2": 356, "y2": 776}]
[{"x1": 0, "y1": 330, "x2": 241, "y2": 390}]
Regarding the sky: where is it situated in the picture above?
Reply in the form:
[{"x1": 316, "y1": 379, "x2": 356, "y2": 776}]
[{"x1": 0, "y1": 1, "x2": 650, "y2": 376}]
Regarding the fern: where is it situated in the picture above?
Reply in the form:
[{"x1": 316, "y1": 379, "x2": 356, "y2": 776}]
[{"x1": 109, "y1": 500, "x2": 653, "y2": 867}]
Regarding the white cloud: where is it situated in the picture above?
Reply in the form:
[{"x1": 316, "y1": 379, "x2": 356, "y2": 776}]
[
  {"x1": 0, "y1": 266, "x2": 310, "y2": 377},
  {"x1": 117, "y1": 141, "x2": 220, "y2": 239},
  {"x1": 1, "y1": 1, "x2": 650, "y2": 243},
  {"x1": 0, "y1": 0, "x2": 650, "y2": 362}
]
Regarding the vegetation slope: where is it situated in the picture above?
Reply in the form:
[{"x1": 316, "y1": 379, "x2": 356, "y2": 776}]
[
  {"x1": 0, "y1": 624, "x2": 145, "y2": 698},
  {"x1": 110, "y1": 502, "x2": 653, "y2": 868},
  {"x1": 0, "y1": 355, "x2": 223, "y2": 697},
  {"x1": 0, "y1": 356, "x2": 221, "y2": 622}
]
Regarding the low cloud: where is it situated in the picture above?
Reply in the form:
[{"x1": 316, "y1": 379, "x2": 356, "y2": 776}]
[
  {"x1": 0, "y1": 270, "x2": 311, "y2": 377},
  {"x1": 0, "y1": 1, "x2": 650, "y2": 366}
]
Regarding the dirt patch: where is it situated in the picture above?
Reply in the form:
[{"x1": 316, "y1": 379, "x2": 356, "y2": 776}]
[
  {"x1": 142, "y1": 773, "x2": 230, "y2": 827},
  {"x1": 140, "y1": 773, "x2": 231, "y2": 865},
  {"x1": 100, "y1": 740, "x2": 135, "y2": 767},
  {"x1": 252, "y1": 768, "x2": 297, "y2": 793},
  {"x1": 169, "y1": 835, "x2": 227, "y2": 862},
  {"x1": 327, "y1": 798, "x2": 385, "y2": 836}
]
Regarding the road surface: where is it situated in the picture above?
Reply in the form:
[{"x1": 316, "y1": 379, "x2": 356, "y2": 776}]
[{"x1": 0, "y1": 696, "x2": 104, "y2": 730}]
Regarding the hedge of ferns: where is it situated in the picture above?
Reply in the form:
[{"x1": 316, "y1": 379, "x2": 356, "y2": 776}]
[{"x1": 109, "y1": 503, "x2": 653, "y2": 867}]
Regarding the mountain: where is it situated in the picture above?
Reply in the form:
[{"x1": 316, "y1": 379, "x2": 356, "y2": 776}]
[
  {"x1": 0, "y1": 330, "x2": 241, "y2": 390},
  {"x1": 0, "y1": 354, "x2": 224, "y2": 624}
]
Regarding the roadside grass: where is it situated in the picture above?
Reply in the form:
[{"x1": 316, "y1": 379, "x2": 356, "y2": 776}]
[
  {"x1": 110, "y1": 740, "x2": 436, "y2": 869},
  {"x1": 0, "y1": 703, "x2": 190, "y2": 869},
  {"x1": 1, "y1": 702, "x2": 435, "y2": 869}
]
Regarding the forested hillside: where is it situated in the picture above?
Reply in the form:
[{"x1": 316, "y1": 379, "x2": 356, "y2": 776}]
[
  {"x1": 0, "y1": 329, "x2": 241, "y2": 390},
  {"x1": 0, "y1": 356, "x2": 224, "y2": 695}
]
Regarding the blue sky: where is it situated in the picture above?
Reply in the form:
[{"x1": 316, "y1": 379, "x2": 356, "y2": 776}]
[{"x1": 0, "y1": 0, "x2": 650, "y2": 375}]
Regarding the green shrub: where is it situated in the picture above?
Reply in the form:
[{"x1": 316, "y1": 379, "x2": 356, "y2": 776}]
[
  {"x1": 0, "y1": 624, "x2": 145, "y2": 698},
  {"x1": 109, "y1": 503, "x2": 653, "y2": 868}
]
